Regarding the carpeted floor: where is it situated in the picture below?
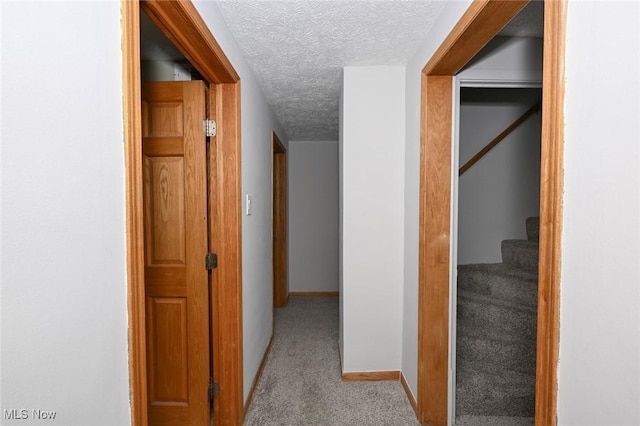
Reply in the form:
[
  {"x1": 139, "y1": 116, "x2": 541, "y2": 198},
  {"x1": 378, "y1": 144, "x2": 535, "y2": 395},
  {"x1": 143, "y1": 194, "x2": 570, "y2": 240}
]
[{"x1": 243, "y1": 296, "x2": 420, "y2": 426}]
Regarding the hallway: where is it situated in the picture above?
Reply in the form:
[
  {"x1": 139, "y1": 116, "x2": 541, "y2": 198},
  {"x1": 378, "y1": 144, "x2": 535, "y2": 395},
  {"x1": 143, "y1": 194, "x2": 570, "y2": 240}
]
[{"x1": 243, "y1": 297, "x2": 418, "y2": 425}]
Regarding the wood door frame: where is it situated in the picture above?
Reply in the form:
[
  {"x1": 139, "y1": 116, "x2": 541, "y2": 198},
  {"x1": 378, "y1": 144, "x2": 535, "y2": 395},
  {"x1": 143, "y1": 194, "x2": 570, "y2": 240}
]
[
  {"x1": 122, "y1": 1, "x2": 244, "y2": 424},
  {"x1": 417, "y1": 1, "x2": 566, "y2": 425},
  {"x1": 272, "y1": 132, "x2": 288, "y2": 308}
]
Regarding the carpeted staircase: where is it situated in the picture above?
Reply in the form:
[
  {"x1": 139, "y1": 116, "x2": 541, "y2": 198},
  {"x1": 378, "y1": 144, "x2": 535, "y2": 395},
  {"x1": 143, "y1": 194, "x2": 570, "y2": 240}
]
[{"x1": 455, "y1": 217, "x2": 539, "y2": 424}]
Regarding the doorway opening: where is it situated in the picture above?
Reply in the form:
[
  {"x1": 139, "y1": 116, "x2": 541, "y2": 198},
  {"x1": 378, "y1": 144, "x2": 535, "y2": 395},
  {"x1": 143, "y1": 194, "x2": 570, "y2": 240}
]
[
  {"x1": 122, "y1": 1, "x2": 243, "y2": 424},
  {"x1": 416, "y1": 1, "x2": 566, "y2": 425},
  {"x1": 273, "y1": 132, "x2": 288, "y2": 308},
  {"x1": 454, "y1": 86, "x2": 542, "y2": 420}
]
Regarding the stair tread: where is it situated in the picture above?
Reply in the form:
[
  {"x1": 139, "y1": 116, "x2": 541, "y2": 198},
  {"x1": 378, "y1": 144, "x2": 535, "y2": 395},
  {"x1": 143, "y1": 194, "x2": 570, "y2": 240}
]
[
  {"x1": 456, "y1": 363, "x2": 535, "y2": 417},
  {"x1": 526, "y1": 216, "x2": 539, "y2": 242},
  {"x1": 456, "y1": 335, "x2": 536, "y2": 375},
  {"x1": 456, "y1": 359, "x2": 536, "y2": 382},
  {"x1": 456, "y1": 415, "x2": 534, "y2": 426},
  {"x1": 457, "y1": 263, "x2": 538, "y2": 307},
  {"x1": 458, "y1": 262, "x2": 537, "y2": 281},
  {"x1": 457, "y1": 294, "x2": 537, "y2": 341}
]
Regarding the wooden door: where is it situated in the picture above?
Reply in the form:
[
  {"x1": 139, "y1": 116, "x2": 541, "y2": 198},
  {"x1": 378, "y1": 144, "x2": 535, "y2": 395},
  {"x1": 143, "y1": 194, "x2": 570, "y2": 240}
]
[
  {"x1": 272, "y1": 134, "x2": 288, "y2": 308},
  {"x1": 142, "y1": 81, "x2": 210, "y2": 426}
]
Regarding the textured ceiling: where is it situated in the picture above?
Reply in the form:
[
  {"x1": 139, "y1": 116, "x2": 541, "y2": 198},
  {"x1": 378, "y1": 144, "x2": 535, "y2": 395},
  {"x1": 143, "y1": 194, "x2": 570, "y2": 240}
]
[
  {"x1": 213, "y1": 1, "x2": 543, "y2": 141},
  {"x1": 215, "y1": 0, "x2": 447, "y2": 141}
]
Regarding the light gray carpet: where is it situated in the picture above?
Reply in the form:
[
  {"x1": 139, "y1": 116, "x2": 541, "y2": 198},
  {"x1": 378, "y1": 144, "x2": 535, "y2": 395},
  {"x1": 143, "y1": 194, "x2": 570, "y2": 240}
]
[{"x1": 243, "y1": 297, "x2": 420, "y2": 426}]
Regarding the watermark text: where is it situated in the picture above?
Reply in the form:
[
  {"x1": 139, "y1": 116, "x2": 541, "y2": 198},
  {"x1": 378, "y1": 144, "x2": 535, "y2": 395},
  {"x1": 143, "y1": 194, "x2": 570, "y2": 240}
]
[{"x1": 3, "y1": 409, "x2": 57, "y2": 420}]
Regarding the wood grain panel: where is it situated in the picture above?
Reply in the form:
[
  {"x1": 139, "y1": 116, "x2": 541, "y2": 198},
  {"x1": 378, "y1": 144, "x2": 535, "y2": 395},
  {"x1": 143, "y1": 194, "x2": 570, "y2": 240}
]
[
  {"x1": 147, "y1": 297, "x2": 189, "y2": 405},
  {"x1": 144, "y1": 157, "x2": 186, "y2": 266},
  {"x1": 122, "y1": 2, "x2": 148, "y2": 424},
  {"x1": 341, "y1": 371, "x2": 401, "y2": 381},
  {"x1": 143, "y1": 138, "x2": 185, "y2": 157},
  {"x1": 145, "y1": 103, "x2": 183, "y2": 137},
  {"x1": 143, "y1": 81, "x2": 209, "y2": 426},
  {"x1": 145, "y1": 267, "x2": 187, "y2": 297},
  {"x1": 535, "y1": 1, "x2": 566, "y2": 425},
  {"x1": 401, "y1": 372, "x2": 418, "y2": 416},
  {"x1": 209, "y1": 82, "x2": 244, "y2": 425},
  {"x1": 418, "y1": 75, "x2": 452, "y2": 426},
  {"x1": 180, "y1": 81, "x2": 210, "y2": 426}
]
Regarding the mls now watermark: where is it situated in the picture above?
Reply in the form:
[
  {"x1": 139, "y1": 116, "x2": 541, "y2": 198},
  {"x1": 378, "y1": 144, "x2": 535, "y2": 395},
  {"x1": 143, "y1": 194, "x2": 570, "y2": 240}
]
[{"x1": 4, "y1": 409, "x2": 57, "y2": 420}]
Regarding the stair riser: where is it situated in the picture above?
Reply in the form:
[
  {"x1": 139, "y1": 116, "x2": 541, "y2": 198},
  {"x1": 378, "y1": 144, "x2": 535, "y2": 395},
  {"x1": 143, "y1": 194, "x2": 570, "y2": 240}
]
[
  {"x1": 457, "y1": 297, "x2": 537, "y2": 342},
  {"x1": 456, "y1": 336, "x2": 536, "y2": 376},
  {"x1": 456, "y1": 366, "x2": 535, "y2": 417},
  {"x1": 456, "y1": 393, "x2": 535, "y2": 418},
  {"x1": 458, "y1": 271, "x2": 538, "y2": 308},
  {"x1": 526, "y1": 216, "x2": 540, "y2": 242},
  {"x1": 501, "y1": 242, "x2": 539, "y2": 274}
]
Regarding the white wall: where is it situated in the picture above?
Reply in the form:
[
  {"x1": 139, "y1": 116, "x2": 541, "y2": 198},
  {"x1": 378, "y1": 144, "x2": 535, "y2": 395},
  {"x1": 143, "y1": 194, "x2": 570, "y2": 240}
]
[
  {"x1": 288, "y1": 141, "x2": 339, "y2": 293},
  {"x1": 340, "y1": 66, "x2": 405, "y2": 372},
  {"x1": 1, "y1": 2, "x2": 130, "y2": 425},
  {"x1": 402, "y1": 0, "x2": 473, "y2": 397},
  {"x1": 558, "y1": 1, "x2": 640, "y2": 424},
  {"x1": 141, "y1": 60, "x2": 191, "y2": 81},
  {"x1": 458, "y1": 36, "x2": 543, "y2": 86},
  {"x1": 193, "y1": 1, "x2": 288, "y2": 402},
  {"x1": 458, "y1": 88, "x2": 542, "y2": 264}
]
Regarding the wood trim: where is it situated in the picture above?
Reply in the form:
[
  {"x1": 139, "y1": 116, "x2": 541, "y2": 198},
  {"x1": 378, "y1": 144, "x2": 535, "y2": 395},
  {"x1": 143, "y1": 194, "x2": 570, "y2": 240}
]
[
  {"x1": 535, "y1": 1, "x2": 566, "y2": 425},
  {"x1": 341, "y1": 371, "x2": 400, "y2": 382},
  {"x1": 289, "y1": 291, "x2": 339, "y2": 297},
  {"x1": 140, "y1": 0, "x2": 239, "y2": 83},
  {"x1": 123, "y1": 2, "x2": 243, "y2": 425},
  {"x1": 209, "y1": 82, "x2": 244, "y2": 425},
  {"x1": 418, "y1": 1, "x2": 566, "y2": 425},
  {"x1": 459, "y1": 101, "x2": 541, "y2": 176},
  {"x1": 273, "y1": 132, "x2": 286, "y2": 154},
  {"x1": 423, "y1": 0, "x2": 529, "y2": 75},
  {"x1": 121, "y1": 2, "x2": 147, "y2": 425},
  {"x1": 418, "y1": 75, "x2": 453, "y2": 426},
  {"x1": 243, "y1": 334, "x2": 274, "y2": 416},
  {"x1": 401, "y1": 372, "x2": 418, "y2": 416},
  {"x1": 273, "y1": 132, "x2": 288, "y2": 308}
]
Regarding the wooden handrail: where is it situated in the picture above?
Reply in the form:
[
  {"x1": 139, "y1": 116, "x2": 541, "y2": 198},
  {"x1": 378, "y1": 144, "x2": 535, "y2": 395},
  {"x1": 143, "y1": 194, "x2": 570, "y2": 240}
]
[{"x1": 459, "y1": 101, "x2": 541, "y2": 176}]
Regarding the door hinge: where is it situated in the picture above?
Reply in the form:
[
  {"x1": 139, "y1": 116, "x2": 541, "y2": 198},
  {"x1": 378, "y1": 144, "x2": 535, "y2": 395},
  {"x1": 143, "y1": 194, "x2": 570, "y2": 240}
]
[
  {"x1": 204, "y1": 119, "x2": 217, "y2": 137},
  {"x1": 205, "y1": 252, "x2": 218, "y2": 270},
  {"x1": 208, "y1": 378, "x2": 219, "y2": 401}
]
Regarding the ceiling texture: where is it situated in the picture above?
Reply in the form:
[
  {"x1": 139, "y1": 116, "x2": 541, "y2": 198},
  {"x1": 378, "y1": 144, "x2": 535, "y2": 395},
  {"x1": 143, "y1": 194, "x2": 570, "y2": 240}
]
[
  {"x1": 143, "y1": 1, "x2": 543, "y2": 141},
  {"x1": 216, "y1": 0, "x2": 447, "y2": 141}
]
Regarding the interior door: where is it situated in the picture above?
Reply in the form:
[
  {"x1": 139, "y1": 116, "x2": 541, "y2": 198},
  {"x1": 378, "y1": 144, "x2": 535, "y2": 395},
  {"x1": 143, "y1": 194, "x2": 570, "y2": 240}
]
[
  {"x1": 272, "y1": 134, "x2": 287, "y2": 308},
  {"x1": 142, "y1": 81, "x2": 210, "y2": 426}
]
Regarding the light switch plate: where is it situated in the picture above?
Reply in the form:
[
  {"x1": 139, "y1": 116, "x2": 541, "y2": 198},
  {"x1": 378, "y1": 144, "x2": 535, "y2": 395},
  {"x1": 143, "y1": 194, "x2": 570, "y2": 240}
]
[{"x1": 246, "y1": 194, "x2": 252, "y2": 216}]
